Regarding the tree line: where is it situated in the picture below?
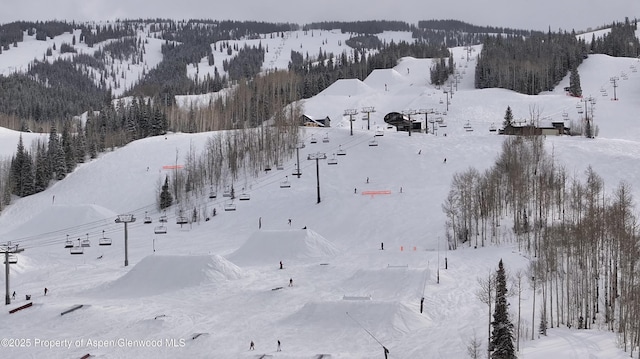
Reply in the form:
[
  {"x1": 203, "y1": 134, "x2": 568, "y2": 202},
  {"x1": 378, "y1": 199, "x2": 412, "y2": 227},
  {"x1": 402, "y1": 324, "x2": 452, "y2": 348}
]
[{"x1": 444, "y1": 135, "x2": 640, "y2": 356}]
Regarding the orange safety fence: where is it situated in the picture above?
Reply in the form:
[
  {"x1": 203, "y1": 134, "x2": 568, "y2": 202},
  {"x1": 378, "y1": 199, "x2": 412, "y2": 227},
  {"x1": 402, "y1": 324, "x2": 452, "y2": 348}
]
[
  {"x1": 162, "y1": 165, "x2": 184, "y2": 170},
  {"x1": 361, "y1": 190, "x2": 392, "y2": 198}
]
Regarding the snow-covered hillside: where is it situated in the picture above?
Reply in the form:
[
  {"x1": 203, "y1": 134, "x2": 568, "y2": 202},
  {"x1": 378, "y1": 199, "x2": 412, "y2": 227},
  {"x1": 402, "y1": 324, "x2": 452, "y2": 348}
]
[{"x1": 0, "y1": 28, "x2": 639, "y2": 358}]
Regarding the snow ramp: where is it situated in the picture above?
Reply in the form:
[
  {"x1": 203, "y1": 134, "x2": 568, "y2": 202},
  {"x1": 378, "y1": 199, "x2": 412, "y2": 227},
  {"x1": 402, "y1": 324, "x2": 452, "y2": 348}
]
[
  {"x1": 363, "y1": 68, "x2": 408, "y2": 89},
  {"x1": 317, "y1": 79, "x2": 374, "y2": 97},
  {"x1": 226, "y1": 229, "x2": 339, "y2": 266},
  {"x1": 88, "y1": 254, "x2": 242, "y2": 298},
  {"x1": 280, "y1": 300, "x2": 430, "y2": 335},
  {"x1": 338, "y1": 268, "x2": 429, "y2": 301}
]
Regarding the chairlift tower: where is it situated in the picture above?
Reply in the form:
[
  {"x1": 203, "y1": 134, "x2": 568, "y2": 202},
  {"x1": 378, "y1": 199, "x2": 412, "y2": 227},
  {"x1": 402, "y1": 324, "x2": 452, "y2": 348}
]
[
  {"x1": 3, "y1": 242, "x2": 24, "y2": 305},
  {"x1": 361, "y1": 106, "x2": 375, "y2": 131},
  {"x1": 307, "y1": 152, "x2": 327, "y2": 204},
  {"x1": 418, "y1": 108, "x2": 435, "y2": 134},
  {"x1": 293, "y1": 141, "x2": 305, "y2": 178},
  {"x1": 344, "y1": 109, "x2": 358, "y2": 136},
  {"x1": 115, "y1": 214, "x2": 136, "y2": 267},
  {"x1": 580, "y1": 95, "x2": 597, "y2": 138},
  {"x1": 402, "y1": 109, "x2": 417, "y2": 136},
  {"x1": 610, "y1": 76, "x2": 619, "y2": 101}
]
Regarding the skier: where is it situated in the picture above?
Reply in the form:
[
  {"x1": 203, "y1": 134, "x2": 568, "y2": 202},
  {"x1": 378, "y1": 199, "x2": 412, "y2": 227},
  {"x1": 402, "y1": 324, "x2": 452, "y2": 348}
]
[
  {"x1": 12, "y1": 291, "x2": 15, "y2": 300},
  {"x1": 443, "y1": 158, "x2": 447, "y2": 163},
  {"x1": 249, "y1": 341, "x2": 255, "y2": 350},
  {"x1": 418, "y1": 149, "x2": 421, "y2": 155},
  {"x1": 288, "y1": 278, "x2": 293, "y2": 287},
  {"x1": 288, "y1": 218, "x2": 292, "y2": 226},
  {"x1": 381, "y1": 242, "x2": 384, "y2": 250},
  {"x1": 354, "y1": 188, "x2": 357, "y2": 194},
  {"x1": 366, "y1": 177, "x2": 369, "y2": 183},
  {"x1": 277, "y1": 340, "x2": 281, "y2": 351},
  {"x1": 280, "y1": 261, "x2": 283, "y2": 270},
  {"x1": 259, "y1": 217, "x2": 262, "y2": 229},
  {"x1": 44, "y1": 287, "x2": 48, "y2": 296}
]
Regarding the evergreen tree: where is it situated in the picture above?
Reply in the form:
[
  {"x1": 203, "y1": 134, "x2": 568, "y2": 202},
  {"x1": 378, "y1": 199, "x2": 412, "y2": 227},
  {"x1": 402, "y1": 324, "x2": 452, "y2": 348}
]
[
  {"x1": 34, "y1": 141, "x2": 50, "y2": 193},
  {"x1": 503, "y1": 106, "x2": 514, "y2": 128},
  {"x1": 569, "y1": 66, "x2": 582, "y2": 97},
  {"x1": 10, "y1": 135, "x2": 35, "y2": 197},
  {"x1": 48, "y1": 126, "x2": 67, "y2": 180},
  {"x1": 490, "y1": 259, "x2": 516, "y2": 359},
  {"x1": 160, "y1": 175, "x2": 173, "y2": 210}
]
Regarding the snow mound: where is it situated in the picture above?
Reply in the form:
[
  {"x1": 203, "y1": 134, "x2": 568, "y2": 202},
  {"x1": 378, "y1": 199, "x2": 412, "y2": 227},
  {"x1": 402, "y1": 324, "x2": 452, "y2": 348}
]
[
  {"x1": 226, "y1": 229, "x2": 339, "y2": 266},
  {"x1": 363, "y1": 68, "x2": 408, "y2": 88},
  {"x1": 280, "y1": 300, "x2": 430, "y2": 334},
  {"x1": 338, "y1": 268, "x2": 429, "y2": 300},
  {"x1": 317, "y1": 78, "x2": 374, "y2": 96},
  {"x1": 1, "y1": 204, "x2": 117, "y2": 240},
  {"x1": 90, "y1": 254, "x2": 243, "y2": 298}
]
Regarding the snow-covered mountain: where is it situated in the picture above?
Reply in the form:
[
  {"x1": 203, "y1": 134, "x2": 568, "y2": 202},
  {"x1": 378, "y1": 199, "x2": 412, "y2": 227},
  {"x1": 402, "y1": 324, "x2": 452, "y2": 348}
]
[{"x1": 0, "y1": 27, "x2": 639, "y2": 358}]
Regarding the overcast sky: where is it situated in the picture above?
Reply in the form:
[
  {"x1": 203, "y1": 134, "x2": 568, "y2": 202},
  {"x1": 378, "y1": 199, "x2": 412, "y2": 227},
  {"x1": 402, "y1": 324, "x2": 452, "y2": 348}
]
[{"x1": 1, "y1": 0, "x2": 638, "y2": 32}]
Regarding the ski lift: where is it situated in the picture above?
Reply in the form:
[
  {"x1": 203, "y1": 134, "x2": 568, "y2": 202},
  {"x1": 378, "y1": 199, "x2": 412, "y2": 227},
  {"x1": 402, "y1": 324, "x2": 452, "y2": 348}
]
[
  {"x1": 463, "y1": 121, "x2": 472, "y2": 129},
  {"x1": 327, "y1": 154, "x2": 338, "y2": 165},
  {"x1": 81, "y1": 234, "x2": 91, "y2": 247},
  {"x1": 143, "y1": 212, "x2": 152, "y2": 224},
  {"x1": 374, "y1": 128, "x2": 384, "y2": 136},
  {"x1": 575, "y1": 103, "x2": 582, "y2": 109},
  {"x1": 276, "y1": 163, "x2": 284, "y2": 170},
  {"x1": 280, "y1": 176, "x2": 291, "y2": 188},
  {"x1": 154, "y1": 226, "x2": 167, "y2": 234},
  {"x1": 159, "y1": 215, "x2": 168, "y2": 223},
  {"x1": 439, "y1": 98, "x2": 443, "y2": 104},
  {"x1": 3, "y1": 254, "x2": 17, "y2": 264},
  {"x1": 224, "y1": 201, "x2": 236, "y2": 211},
  {"x1": 264, "y1": 164, "x2": 272, "y2": 172},
  {"x1": 322, "y1": 133, "x2": 330, "y2": 143},
  {"x1": 562, "y1": 111, "x2": 568, "y2": 118},
  {"x1": 489, "y1": 123, "x2": 497, "y2": 132},
  {"x1": 602, "y1": 91, "x2": 608, "y2": 97},
  {"x1": 336, "y1": 145, "x2": 347, "y2": 156},
  {"x1": 439, "y1": 121, "x2": 448, "y2": 128},
  {"x1": 64, "y1": 234, "x2": 74, "y2": 248},
  {"x1": 577, "y1": 108, "x2": 584, "y2": 114},
  {"x1": 209, "y1": 190, "x2": 217, "y2": 199},
  {"x1": 222, "y1": 186, "x2": 232, "y2": 197},
  {"x1": 368, "y1": 137, "x2": 379, "y2": 146},
  {"x1": 310, "y1": 136, "x2": 317, "y2": 144},
  {"x1": 69, "y1": 246, "x2": 84, "y2": 255},
  {"x1": 99, "y1": 230, "x2": 112, "y2": 246},
  {"x1": 176, "y1": 216, "x2": 189, "y2": 225},
  {"x1": 238, "y1": 192, "x2": 250, "y2": 201}
]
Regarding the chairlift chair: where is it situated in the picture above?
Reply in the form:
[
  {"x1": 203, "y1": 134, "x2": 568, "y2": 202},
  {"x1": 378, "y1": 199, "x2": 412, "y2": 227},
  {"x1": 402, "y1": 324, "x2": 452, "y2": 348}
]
[
  {"x1": 336, "y1": 145, "x2": 347, "y2": 156},
  {"x1": 239, "y1": 193, "x2": 250, "y2": 201},
  {"x1": 224, "y1": 202, "x2": 237, "y2": 211},
  {"x1": 327, "y1": 155, "x2": 338, "y2": 165},
  {"x1": 64, "y1": 239, "x2": 74, "y2": 248},
  {"x1": 368, "y1": 138, "x2": 378, "y2": 146},
  {"x1": 159, "y1": 215, "x2": 168, "y2": 223},
  {"x1": 463, "y1": 121, "x2": 472, "y2": 129},
  {"x1": 322, "y1": 134, "x2": 330, "y2": 143},
  {"x1": 280, "y1": 179, "x2": 291, "y2": 188},
  {"x1": 276, "y1": 163, "x2": 284, "y2": 170},
  {"x1": 176, "y1": 216, "x2": 189, "y2": 225},
  {"x1": 489, "y1": 124, "x2": 497, "y2": 132},
  {"x1": 222, "y1": 187, "x2": 232, "y2": 197},
  {"x1": 70, "y1": 246, "x2": 84, "y2": 255},
  {"x1": 154, "y1": 226, "x2": 167, "y2": 234},
  {"x1": 99, "y1": 231, "x2": 112, "y2": 246},
  {"x1": 144, "y1": 216, "x2": 152, "y2": 224},
  {"x1": 310, "y1": 136, "x2": 317, "y2": 144},
  {"x1": 4, "y1": 254, "x2": 17, "y2": 264},
  {"x1": 209, "y1": 191, "x2": 217, "y2": 199},
  {"x1": 81, "y1": 238, "x2": 91, "y2": 247}
]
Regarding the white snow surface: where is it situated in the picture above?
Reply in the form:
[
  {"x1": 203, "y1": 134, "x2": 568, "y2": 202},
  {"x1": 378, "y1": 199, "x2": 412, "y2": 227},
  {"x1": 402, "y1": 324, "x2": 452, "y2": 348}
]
[{"x1": 0, "y1": 28, "x2": 639, "y2": 358}]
